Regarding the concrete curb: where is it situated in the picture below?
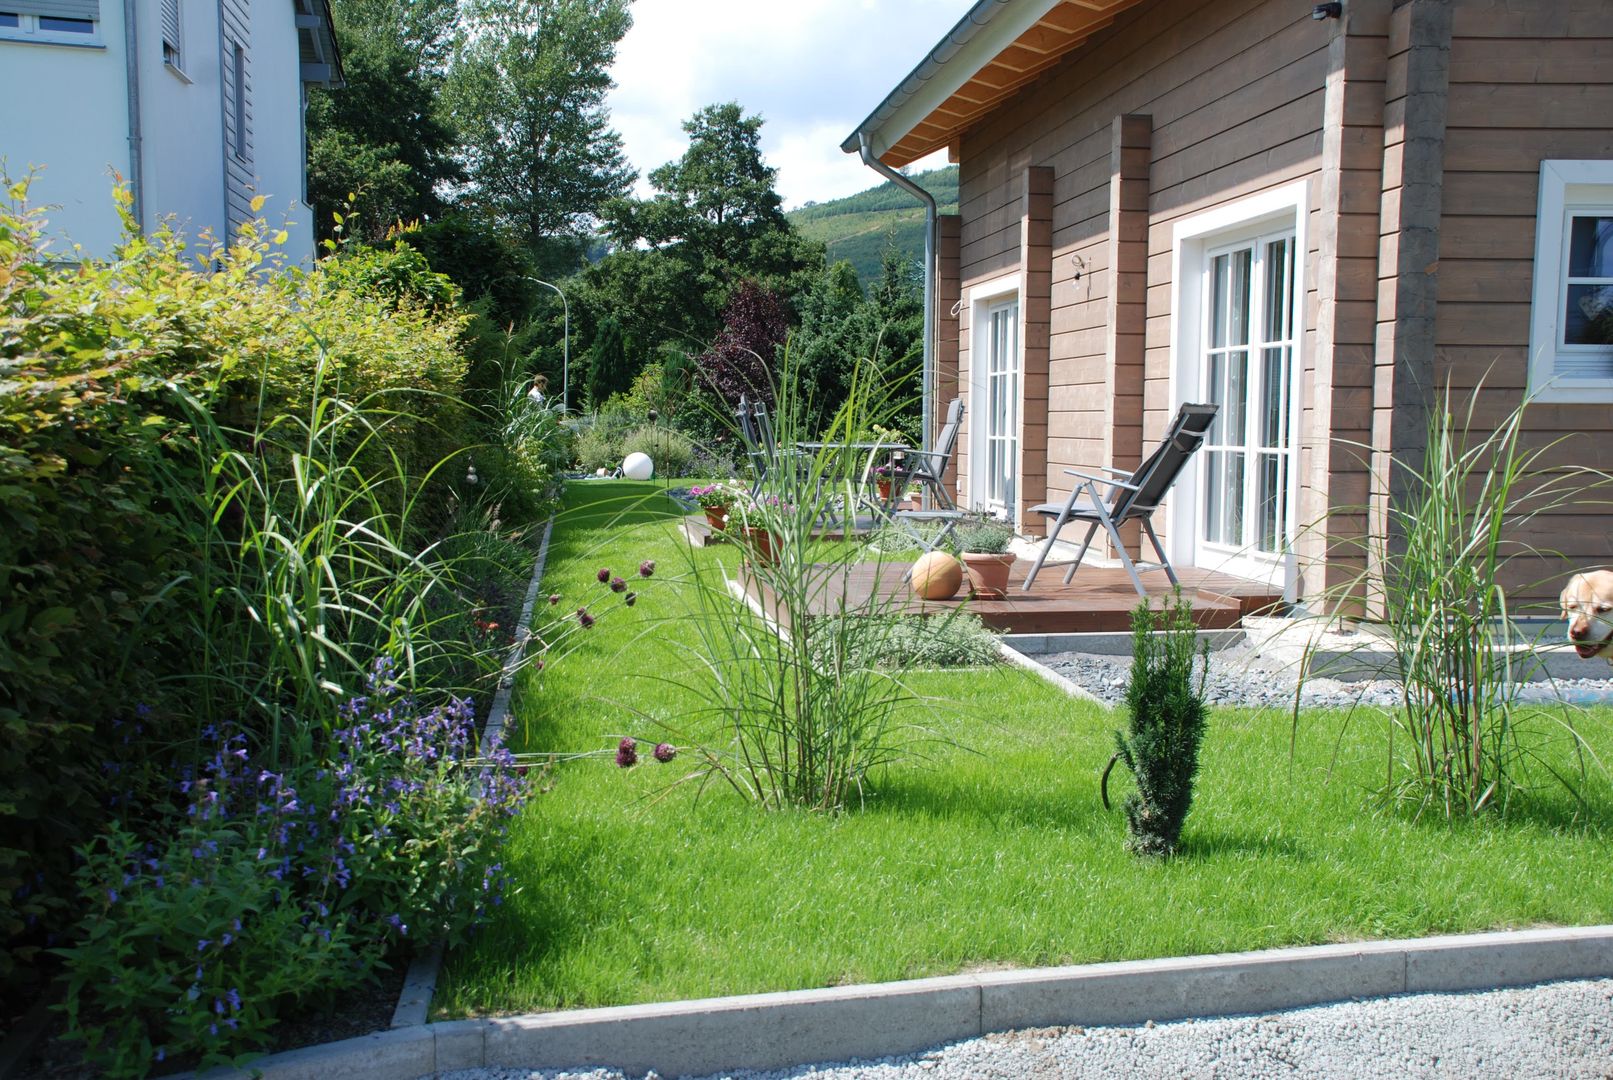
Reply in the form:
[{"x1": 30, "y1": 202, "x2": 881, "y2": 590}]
[
  {"x1": 193, "y1": 925, "x2": 1613, "y2": 1079},
  {"x1": 997, "y1": 639, "x2": 1106, "y2": 706},
  {"x1": 387, "y1": 513, "x2": 559, "y2": 1032}
]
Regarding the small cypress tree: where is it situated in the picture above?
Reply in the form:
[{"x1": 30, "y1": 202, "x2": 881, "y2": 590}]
[{"x1": 1110, "y1": 594, "x2": 1209, "y2": 857}]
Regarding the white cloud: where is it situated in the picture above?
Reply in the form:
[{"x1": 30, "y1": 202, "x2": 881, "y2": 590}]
[{"x1": 606, "y1": 0, "x2": 962, "y2": 208}]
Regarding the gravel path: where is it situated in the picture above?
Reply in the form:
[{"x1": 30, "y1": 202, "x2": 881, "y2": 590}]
[
  {"x1": 434, "y1": 977, "x2": 1613, "y2": 1079},
  {"x1": 1040, "y1": 647, "x2": 1613, "y2": 711}
]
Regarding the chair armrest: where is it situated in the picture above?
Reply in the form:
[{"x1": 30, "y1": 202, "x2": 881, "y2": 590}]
[{"x1": 1062, "y1": 468, "x2": 1140, "y2": 492}]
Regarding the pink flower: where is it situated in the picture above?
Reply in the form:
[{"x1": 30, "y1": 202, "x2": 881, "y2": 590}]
[
  {"x1": 596, "y1": 567, "x2": 611, "y2": 584},
  {"x1": 615, "y1": 738, "x2": 638, "y2": 768},
  {"x1": 653, "y1": 742, "x2": 676, "y2": 763},
  {"x1": 577, "y1": 608, "x2": 595, "y2": 629},
  {"x1": 639, "y1": 560, "x2": 656, "y2": 578}
]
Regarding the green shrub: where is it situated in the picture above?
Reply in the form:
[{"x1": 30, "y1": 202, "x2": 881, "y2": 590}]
[
  {"x1": 574, "y1": 422, "x2": 623, "y2": 474},
  {"x1": 956, "y1": 520, "x2": 1015, "y2": 554},
  {"x1": 623, "y1": 425, "x2": 695, "y2": 477},
  {"x1": 1109, "y1": 595, "x2": 1208, "y2": 857}
]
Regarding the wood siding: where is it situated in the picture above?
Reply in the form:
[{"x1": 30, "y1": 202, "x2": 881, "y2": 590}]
[{"x1": 955, "y1": 0, "x2": 1331, "y2": 569}]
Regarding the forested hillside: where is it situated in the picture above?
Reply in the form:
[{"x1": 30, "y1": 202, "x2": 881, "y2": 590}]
[{"x1": 787, "y1": 165, "x2": 958, "y2": 286}]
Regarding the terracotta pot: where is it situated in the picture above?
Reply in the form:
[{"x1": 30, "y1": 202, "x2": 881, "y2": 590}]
[
  {"x1": 744, "y1": 526, "x2": 779, "y2": 567},
  {"x1": 876, "y1": 479, "x2": 893, "y2": 502},
  {"x1": 961, "y1": 551, "x2": 1016, "y2": 600},
  {"x1": 909, "y1": 551, "x2": 963, "y2": 600},
  {"x1": 703, "y1": 504, "x2": 729, "y2": 530}
]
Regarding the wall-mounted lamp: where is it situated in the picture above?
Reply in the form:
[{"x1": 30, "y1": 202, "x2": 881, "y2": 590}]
[
  {"x1": 1311, "y1": 2, "x2": 1342, "y2": 19},
  {"x1": 1070, "y1": 254, "x2": 1086, "y2": 282}
]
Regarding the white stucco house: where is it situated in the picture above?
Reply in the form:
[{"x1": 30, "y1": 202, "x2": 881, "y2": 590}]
[{"x1": 0, "y1": 0, "x2": 342, "y2": 264}]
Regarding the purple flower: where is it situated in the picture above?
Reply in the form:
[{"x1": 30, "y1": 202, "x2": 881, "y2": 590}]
[
  {"x1": 639, "y1": 560, "x2": 655, "y2": 578},
  {"x1": 624, "y1": 592, "x2": 637, "y2": 607},
  {"x1": 154, "y1": 1047, "x2": 165, "y2": 1063},
  {"x1": 227, "y1": 988, "x2": 242, "y2": 1011},
  {"x1": 106, "y1": 889, "x2": 118, "y2": 904},
  {"x1": 609, "y1": 576, "x2": 627, "y2": 593},
  {"x1": 615, "y1": 738, "x2": 638, "y2": 768},
  {"x1": 197, "y1": 939, "x2": 210, "y2": 952},
  {"x1": 548, "y1": 593, "x2": 561, "y2": 605},
  {"x1": 653, "y1": 742, "x2": 676, "y2": 763},
  {"x1": 577, "y1": 608, "x2": 595, "y2": 629},
  {"x1": 596, "y1": 567, "x2": 611, "y2": 584}
]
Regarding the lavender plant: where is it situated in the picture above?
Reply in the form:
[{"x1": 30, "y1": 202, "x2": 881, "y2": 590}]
[{"x1": 57, "y1": 662, "x2": 529, "y2": 1077}]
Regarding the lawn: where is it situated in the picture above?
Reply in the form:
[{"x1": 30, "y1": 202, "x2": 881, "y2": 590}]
[{"x1": 433, "y1": 480, "x2": 1613, "y2": 1017}]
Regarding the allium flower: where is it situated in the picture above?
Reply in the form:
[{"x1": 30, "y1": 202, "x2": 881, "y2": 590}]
[
  {"x1": 609, "y1": 576, "x2": 627, "y2": 593},
  {"x1": 624, "y1": 592, "x2": 637, "y2": 607},
  {"x1": 653, "y1": 742, "x2": 676, "y2": 763},
  {"x1": 639, "y1": 560, "x2": 655, "y2": 578},
  {"x1": 548, "y1": 593, "x2": 561, "y2": 605},
  {"x1": 615, "y1": 737, "x2": 638, "y2": 768},
  {"x1": 577, "y1": 608, "x2": 595, "y2": 629},
  {"x1": 596, "y1": 567, "x2": 611, "y2": 583}
]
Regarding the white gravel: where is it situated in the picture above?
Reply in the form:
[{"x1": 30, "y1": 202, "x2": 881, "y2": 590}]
[{"x1": 433, "y1": 977, "x2": 1613, "y2": 1079}]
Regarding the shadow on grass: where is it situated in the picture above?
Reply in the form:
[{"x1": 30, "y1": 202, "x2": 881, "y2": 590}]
[
  {"x1": 869, "y1": 771, "x2": 1114, "y2": 834},
  {"x1": 1174, "y1": 828, "x2": 1311, "y2": 862}
]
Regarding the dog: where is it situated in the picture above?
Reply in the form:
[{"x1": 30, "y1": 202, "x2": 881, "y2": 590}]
[{"x1": 1560, "y1": 571, "x2": 1613, "y2": 662}]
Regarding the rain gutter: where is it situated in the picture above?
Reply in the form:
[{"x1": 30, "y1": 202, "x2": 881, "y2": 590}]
[
  {"x1": 122, "y1": 0, "x2": 144, "y2": 231},
  {"x1": 856, "y1": 131, "x2": 935, "y2": 459}
]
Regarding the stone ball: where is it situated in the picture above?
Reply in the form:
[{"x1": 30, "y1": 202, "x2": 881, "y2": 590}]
[
  {"x1": 622, "y1": 452, "x2": 654, "y2": 481},
  {"x1": 909, "y1": 551, "x2": 963, "y2": 601}
]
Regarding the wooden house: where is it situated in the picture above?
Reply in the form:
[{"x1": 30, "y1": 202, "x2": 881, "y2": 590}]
[{"x1": 844, "y1": 0, "x2": 1613, "y2": 606}]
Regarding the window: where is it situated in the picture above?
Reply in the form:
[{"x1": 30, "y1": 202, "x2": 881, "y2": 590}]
[
  {"x1": 1530, "y1": 160, "x2": 1613, "y2": 401},
  {"x1": 966, "y1": 272, "x2": 1022, "y2": 520},
  {"x1": 160, "y1": 0, "x2": 181, "y2": 71},
  {"x1": 0, "y1": 4, "x2": 100, "y2": 43}
]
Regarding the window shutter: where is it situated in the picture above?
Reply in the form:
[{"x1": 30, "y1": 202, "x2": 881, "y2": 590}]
[
  {"x1": 160, "y1": 0, "x2": 179, "y2": 49},
  {"x1": 4, "y1": 1, "x2": 99, "y2": 18}
]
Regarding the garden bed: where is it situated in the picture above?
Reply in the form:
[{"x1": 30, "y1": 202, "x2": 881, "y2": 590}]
[{"x1": 431, "y1": 481, "x2": 1613, "y2": 1018}]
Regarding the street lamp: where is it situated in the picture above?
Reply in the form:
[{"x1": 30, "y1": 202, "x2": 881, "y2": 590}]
[{"x1": 528, "y1": 277, "x2": 569, "y2": 412}]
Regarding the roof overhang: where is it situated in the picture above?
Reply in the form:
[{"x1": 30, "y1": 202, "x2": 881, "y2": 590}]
[
  {"x1": 294, "y1": 0, "x2": 345, "y2": 88},
  {"x1": 842, "y1": 0, "x2": 1148, "y2": 168}
]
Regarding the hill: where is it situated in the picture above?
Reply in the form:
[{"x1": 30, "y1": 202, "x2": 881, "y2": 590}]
[{"x1": 787, "y1": 165, "x2": 959, "y2": 288}]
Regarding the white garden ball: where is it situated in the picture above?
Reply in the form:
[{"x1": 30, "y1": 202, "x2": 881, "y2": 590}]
[{"x1": 622, "y1": 452, "x2": 654, "y2": 481}]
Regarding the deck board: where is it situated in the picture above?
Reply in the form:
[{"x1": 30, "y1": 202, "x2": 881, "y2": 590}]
[{"x1": 737, "y1": 558, "x2": 1281, "y2": 634}]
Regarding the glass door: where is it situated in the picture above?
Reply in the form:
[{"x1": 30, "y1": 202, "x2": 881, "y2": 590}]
[
  {"x1": 981, "y1": 299, "x2": 1020, "y2": 516},
  {"x1": 1199, "y1": 232, "x2": 1296, "y2": 573}
]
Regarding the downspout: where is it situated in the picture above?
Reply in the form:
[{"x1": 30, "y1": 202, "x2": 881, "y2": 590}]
[
  {"x1": 122, "y1": 0, "x2": 144, "y2": 231},
  {"x1": 857, "y1": 131, "x2": 935, "y2": 461}
]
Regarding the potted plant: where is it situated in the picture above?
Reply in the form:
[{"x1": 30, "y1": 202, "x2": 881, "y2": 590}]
[
  {"x1": 690, "y1": 483, "x2": 736, "y2": 530},
  {"x1": 872, "y1": 463, "x2": 894, "y2": 503},
  {"x1": 956, "y1": 520, "x2": 1017, "y2": 599},
  {"x1": 735, "y1": 493, "x2": 791, "y2": 569}
]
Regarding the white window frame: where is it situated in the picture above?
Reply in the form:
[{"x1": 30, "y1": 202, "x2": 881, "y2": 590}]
[
  {"x1": 0, "y1": 11, "x2": 101, "y2": 46},
  {"x1": 1528, "y1": 160, "x2": 1613, "y2": 403},
  {"x1": 966, "y1": 270, "x2": 1023, "y2": 522},
  {"x1": 161, "y1": 0, "x2": 185, "y2": 77},
  {"x1": 1167, "y1": 180, "x2": 1308, "y2": 596}
]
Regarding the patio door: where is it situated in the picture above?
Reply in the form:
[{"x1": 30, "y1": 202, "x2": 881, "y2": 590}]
[
  {"x1": 1196, "y1": 230, "x2": 1297, "y2": 582},
  {"x1": 979, "y1": 298, "x2": 1020, "y2": 517}
]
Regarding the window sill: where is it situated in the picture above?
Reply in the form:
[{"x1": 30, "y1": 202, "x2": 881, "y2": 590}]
[
  {"x1": 1526, "y1": 379, "x2": 1613, "y2": 405},
  {"x1": 165, "y1": 60, "x2": 192, "y2": 84},
  {"x1": 0, "y1": 33, "x2": 105, "y2": 49}
]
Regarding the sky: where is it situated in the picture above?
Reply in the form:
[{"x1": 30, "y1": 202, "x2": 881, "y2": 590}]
[{"x1": 606, "y1": 0, "x2": 962, "y2": 210}]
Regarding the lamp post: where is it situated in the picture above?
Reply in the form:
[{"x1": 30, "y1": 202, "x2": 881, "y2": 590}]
[{"x1": 528, "y1": 277, "x2": 569, "y2": 412}]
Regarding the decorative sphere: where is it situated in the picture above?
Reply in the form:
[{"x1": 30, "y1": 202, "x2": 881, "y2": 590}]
[
  {"x1": 595, "y1": 468, "x2": 608, "y2": 477},
  {"x1": 909, "y1": 551, "x2": 963, "y2": 601},
  {"x1": 622, "y1": 452, "x2": 654, "y2": 481}
]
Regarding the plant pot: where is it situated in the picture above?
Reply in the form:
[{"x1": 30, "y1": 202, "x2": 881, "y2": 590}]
[
  {"x1": 875, "y1": 479, "x2": 893, "y2": 502},
  {"x1": 703, "y1": 505, "x2": 729, "y2": 530},
  {"x1": 961, "y1": 551, "x2": 1016, "y2": 600},
  {"x1": 744, "y1": 526, "x2": 779, "y2": 568}
]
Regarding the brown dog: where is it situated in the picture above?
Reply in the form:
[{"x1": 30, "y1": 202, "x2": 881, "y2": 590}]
[{"x1": 1560, "y1": 571, "x2": 1613, "y2": 661}]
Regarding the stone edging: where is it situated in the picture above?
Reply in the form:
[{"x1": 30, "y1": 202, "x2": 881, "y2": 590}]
[
  {"x1": 387, "y1": 511, "x2": 559, "y2": 1031},
  {"x1": 193, "y1": 925, "x2": 1613, "y2": 1079}
]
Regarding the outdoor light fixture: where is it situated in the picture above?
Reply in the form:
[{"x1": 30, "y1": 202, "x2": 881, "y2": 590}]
[{"x1": 1311, "y1": 2, "x2": 1342, "y2": 18}]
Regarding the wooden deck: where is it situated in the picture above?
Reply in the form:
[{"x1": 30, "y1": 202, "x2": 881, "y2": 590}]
[{"x1": 737, "y1": 558, "x2": 1284, "y2": 634}]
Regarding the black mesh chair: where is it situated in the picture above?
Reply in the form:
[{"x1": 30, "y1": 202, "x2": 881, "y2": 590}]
[
  {"x1": 889, "y1": 398, "x2": 964, "y2": 510},
  {"x1": 1021, "y1": 402, "x2": 1218, "y2": 598}
]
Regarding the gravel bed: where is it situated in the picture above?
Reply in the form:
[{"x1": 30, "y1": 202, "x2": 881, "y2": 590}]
[
  {"x1": 434, "y1": 977, "x2": 1613, "y2": 1080},
  {"x1": 1039, "y1": 648, "x2": 1613, "y2": 711}
]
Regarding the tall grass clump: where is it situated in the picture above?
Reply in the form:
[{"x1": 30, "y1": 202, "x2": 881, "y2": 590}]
[
  {"x1": 1105, "y1": 594, "x2": 1209, "y2": 857},
  {"x1": 674, "y1": 347, "x2": 933, "y2": 811},
  {"x1": 1351, "y1": 384, "x2": 1604, "y2": 816}
]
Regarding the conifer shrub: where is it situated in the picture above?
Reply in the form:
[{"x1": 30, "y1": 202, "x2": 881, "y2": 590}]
[{"x1": 1108, "y1": 595, "x2": 1209, "y2": 857}]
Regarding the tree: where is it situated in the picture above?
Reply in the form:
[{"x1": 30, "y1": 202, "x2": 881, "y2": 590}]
[
  {"x1": 447, "y1": 0, "x2": 635, "y2": 248},
  {"x1": 696, "y1": 282, "x2": 791, "y2": 406},
  {"x1": 788, "y1": 260, "x2": 865, "y2": 430},
  {"x1": 586, "y1": 316, "x2": 634, "y2": 406},
  {"x1": 593, "y1": 103, "x2": 823, "y2": 349},
  {"x1": 305, "y1": 0, "x2": 463, "y2": 241},
  {"x1": 863, "y1": 244, "x2": 925, "y2": 426}
]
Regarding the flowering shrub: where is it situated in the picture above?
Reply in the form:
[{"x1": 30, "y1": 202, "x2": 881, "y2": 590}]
[
  {"x1": 57, "y1": 663, "x2": 529, "y2": 1076},
  {"x1": 688, "y1": 482, "x2": 741, "y2": 509}
]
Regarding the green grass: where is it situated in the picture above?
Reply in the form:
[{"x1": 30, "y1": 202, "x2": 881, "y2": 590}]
[{"x1": 434, "y1": 480, "x2": 1613, "y2": 1016}]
